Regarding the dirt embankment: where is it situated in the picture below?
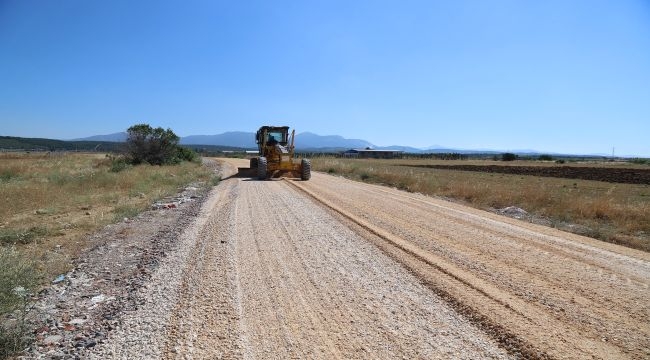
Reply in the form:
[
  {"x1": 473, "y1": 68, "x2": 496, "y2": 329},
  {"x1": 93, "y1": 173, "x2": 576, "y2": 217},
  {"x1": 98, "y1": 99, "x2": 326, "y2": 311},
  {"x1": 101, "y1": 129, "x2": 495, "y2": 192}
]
[{"x1": 402, "y1": 164, "x2": 650, "y2": 184}]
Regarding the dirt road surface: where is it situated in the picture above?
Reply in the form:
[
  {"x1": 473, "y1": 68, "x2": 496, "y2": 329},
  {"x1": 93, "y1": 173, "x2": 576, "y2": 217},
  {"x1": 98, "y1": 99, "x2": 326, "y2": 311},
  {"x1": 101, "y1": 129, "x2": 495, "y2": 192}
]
[{"x1": 95, "y1": 158, "x2": 650, "y2": 359}]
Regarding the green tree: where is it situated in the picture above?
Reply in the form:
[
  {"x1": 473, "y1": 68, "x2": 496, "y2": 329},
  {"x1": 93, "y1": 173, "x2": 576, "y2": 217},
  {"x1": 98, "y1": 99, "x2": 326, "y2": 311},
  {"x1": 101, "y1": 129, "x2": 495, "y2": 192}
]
[
  {"x1": 126, "y1": 124, "x2": 181, "y2": 165},
  {"x1": 501, "y1": 152, "x2": 517, "y2": 161}
]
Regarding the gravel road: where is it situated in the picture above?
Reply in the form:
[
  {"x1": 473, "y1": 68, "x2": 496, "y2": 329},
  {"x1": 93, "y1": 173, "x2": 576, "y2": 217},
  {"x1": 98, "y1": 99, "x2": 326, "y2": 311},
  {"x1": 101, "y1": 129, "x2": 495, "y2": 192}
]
[{"x1": 93, "y1": 158, "x2": 649, "y2": 359}]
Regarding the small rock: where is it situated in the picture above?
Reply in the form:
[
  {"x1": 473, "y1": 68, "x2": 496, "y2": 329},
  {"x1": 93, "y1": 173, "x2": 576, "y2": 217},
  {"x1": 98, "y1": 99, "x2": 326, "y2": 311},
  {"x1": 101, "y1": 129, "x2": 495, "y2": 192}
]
[
  {"x1": 46, "y1": 350, "x2": 65, "y2": 359},
  {"x1": 85, "y1": 211, "x2": 91, "y2": 215},
  {"x1": 69, "y1": 318, "x2": 86, "y2": 325},
  {"x1": 43, "y1": 334, "x2": 63, "y2": 345},
  {"x1": 91, "y1": 294, "x2": 106, "y2": 304},
  {"x1": 52, "y1": 275, "x2": 65, "y2": 284},
  {"x1": 498, "y1": 206, "x2": 528, "y2": 219},
  {"x1": 36, "y1": 209, "x2": 49, "y2": 215}
]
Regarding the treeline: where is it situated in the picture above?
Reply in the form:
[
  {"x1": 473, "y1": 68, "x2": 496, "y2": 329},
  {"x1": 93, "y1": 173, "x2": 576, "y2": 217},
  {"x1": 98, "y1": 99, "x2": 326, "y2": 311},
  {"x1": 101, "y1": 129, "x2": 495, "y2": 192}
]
[
  {"x1": 0, "y1": 136, "x2": 123, "y2": 152},
  {"x1": 0, "y1": 136, "x2": 244, "y2": 154}
]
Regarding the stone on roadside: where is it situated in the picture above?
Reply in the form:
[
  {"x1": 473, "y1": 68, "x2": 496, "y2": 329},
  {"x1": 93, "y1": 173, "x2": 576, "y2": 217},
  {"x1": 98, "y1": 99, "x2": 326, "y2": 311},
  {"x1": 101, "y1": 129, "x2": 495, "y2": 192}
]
[{"x1": 43, "y1": 334, "x2": 63, "y2": 345}]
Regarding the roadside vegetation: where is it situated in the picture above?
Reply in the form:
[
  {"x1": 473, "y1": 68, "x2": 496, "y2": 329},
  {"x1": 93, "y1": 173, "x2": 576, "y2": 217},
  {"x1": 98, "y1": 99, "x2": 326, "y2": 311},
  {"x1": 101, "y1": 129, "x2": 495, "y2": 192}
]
[
  {"x1": 313, "y1": 157, "x2": 650, "y2": 252},
  {"x1": 0, "y1": 125, "x2": 217, "y2": 356}
]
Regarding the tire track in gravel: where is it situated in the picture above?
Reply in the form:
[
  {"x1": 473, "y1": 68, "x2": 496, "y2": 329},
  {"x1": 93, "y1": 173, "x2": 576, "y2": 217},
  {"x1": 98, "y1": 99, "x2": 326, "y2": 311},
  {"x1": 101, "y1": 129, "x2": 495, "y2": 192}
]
[
  {"x1": 306, "y1": 179, "x2": 650, "y2": 335},
  {"x1": 163, "y1": 179, "x2": 244, "y2": 359},
  {"x1": 162, "y1": 165, "x2": 513, "y2": 359},
  {"x1": 290, "y1": 173, "x2": 650, "y2": 359}
]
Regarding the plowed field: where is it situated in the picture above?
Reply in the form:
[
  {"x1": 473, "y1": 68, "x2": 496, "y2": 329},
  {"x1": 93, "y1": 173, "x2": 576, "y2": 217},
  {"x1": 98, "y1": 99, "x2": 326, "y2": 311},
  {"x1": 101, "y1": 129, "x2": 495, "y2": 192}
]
[{"x1": 401, "y1": 164, "x2": 650, "y2": 184}]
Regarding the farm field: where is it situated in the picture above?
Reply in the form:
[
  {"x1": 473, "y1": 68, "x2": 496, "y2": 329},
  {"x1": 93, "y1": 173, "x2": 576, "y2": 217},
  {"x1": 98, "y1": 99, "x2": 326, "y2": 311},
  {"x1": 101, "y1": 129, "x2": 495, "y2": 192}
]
[
  {"x1": 403, "y1": 163, "x2": 650, "y2": 184},
  {"x1": 312, "y1": 158, "x2": 650, "y2": 251}
]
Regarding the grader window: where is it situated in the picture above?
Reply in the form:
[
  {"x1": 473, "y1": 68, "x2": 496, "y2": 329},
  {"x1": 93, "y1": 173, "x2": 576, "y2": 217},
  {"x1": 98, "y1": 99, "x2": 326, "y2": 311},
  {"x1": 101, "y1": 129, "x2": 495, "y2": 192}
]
[{"x1": 267, "y1": 131, "x2": 286, "y2": 144}]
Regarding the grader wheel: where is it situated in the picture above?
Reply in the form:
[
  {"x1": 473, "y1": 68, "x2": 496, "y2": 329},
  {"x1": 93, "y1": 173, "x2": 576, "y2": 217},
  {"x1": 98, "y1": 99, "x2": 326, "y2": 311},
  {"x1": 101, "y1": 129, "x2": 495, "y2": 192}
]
[
  {"x1": 301, "y1": 159, "x2": 311, "y2": 181},
  {"x1": 250, "y1": 157, "x2": 258, "y2": 169},
  {"x1": 257, "y1": 157, "x2": 268, "y2": 180}
]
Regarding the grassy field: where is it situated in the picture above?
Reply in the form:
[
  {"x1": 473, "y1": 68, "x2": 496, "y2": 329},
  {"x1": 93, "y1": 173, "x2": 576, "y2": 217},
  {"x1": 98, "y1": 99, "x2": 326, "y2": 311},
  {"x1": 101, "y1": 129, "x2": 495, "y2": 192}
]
[
  {"x1": 0, "y1": 152, "x2": 216, "y2": 355},
  {"x1": 0, "y1": 152, "x2": 216, "y2": 277},
  {"x1": 312, "y1": 158, "x2": 650, "y2": 252}
]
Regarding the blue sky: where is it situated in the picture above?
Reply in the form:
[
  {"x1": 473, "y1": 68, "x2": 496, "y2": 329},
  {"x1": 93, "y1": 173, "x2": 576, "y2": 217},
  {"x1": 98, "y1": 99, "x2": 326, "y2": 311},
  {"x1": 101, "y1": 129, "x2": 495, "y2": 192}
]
[{"x1": 1, "y1": 0, "x2": 649, "y2": 156}]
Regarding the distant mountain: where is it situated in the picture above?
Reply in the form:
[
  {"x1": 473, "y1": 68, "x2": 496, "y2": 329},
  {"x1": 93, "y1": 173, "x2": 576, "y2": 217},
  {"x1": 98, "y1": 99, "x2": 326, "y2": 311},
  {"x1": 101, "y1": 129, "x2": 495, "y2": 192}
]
[
  {"x1": 296, "y1": 132, "x2": 374, "y2": 149},
  {"x1": 69, "y1": 131, "x2": 508, "y2": 153},
  {"x1": 67, "y1": 131, "x2": 623, "y2": 156},
  {"x1": 179, "y1": 131, "x2": 374, "y2": 150},
  {"x1": 71, "y1": 132, "x2": 127, "y2": 142},
  {"x1": 181, "y1": 131, "x2": 256, "y2": 148}
]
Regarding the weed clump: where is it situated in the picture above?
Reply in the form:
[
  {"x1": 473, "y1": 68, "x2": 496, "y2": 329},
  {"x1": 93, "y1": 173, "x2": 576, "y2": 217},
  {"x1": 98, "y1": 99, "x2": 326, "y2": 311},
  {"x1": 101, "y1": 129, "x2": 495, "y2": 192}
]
[
  {"x1": 0, "y1": 227, "x2": 48, "y2": 245},
  {"x1": 109, "y1": 156, "x2": 131, "y2": 173},
  {"x1": 0, "y1": 247, "x2": 41, "y2": 358}
]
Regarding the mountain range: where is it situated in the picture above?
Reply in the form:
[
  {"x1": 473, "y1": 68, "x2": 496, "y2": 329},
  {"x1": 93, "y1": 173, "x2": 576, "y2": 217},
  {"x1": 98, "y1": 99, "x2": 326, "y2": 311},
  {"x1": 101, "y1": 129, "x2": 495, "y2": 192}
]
[
  {"x1": 72, "y1": 131, "x2": 380, "y2": 151},
  {"x1": 69, "y1": 131, "x2": 581, "y2": 155}
]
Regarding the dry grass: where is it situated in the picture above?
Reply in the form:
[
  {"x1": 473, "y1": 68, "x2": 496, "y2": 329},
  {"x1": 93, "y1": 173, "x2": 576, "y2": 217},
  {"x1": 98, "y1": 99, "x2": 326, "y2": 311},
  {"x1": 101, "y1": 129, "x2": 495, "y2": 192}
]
[
  {"x1": 0, "y1": 152, "x2": 215, "y2": 277},
  {"x1": 314, "y1": 158, "x2": 650, "y2": 252},
  {"x1": 0, "y1": 152, "x2": 215, "y2": 356}
]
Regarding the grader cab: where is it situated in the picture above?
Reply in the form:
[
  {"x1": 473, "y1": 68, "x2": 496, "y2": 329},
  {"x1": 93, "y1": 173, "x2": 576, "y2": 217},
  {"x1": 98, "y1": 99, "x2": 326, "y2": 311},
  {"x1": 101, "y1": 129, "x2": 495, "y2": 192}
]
[{"x1": 249, "y1": 126, "x2": 311, "y2": 180}]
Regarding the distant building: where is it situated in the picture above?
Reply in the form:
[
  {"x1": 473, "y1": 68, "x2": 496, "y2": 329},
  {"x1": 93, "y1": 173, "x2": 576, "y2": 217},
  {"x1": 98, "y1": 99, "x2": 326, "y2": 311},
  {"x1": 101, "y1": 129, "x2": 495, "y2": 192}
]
[{"x1": 342, "y1": 149, "x2": 403, "y2": 159}]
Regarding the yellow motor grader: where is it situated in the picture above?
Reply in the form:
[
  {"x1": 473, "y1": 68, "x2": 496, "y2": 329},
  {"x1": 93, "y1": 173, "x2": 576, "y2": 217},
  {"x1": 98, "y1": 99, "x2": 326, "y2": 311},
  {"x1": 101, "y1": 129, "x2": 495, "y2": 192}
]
[{"x1": 249, "y1": 126, "x2": 311, "y2": 180}]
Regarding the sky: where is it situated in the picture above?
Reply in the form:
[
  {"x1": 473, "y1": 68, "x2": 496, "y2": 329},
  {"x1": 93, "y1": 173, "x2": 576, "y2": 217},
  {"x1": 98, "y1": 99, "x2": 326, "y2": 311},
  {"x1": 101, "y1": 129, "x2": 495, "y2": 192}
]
[{"x1": 1, "y1": 0, "x2": 649, "y2": 156}]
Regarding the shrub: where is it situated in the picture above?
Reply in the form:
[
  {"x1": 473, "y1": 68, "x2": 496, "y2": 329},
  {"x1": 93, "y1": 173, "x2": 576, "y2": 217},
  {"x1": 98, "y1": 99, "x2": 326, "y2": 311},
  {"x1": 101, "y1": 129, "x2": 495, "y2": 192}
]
[
  {"x1": 176, "y1": 146, "x2": 199, "y2": 163},
  {"x1": 501, "y1": 153, "x2": 517, "y2": 161},
  {"x1": 110, "y1": 156, "x2": 131, "y2": 173},
  {"x1": 125, "y1": 124, "x2": 181, "y2": 165},
  {"x1": 538, "y1": 154, "x2": 553, "y2": 161}
]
